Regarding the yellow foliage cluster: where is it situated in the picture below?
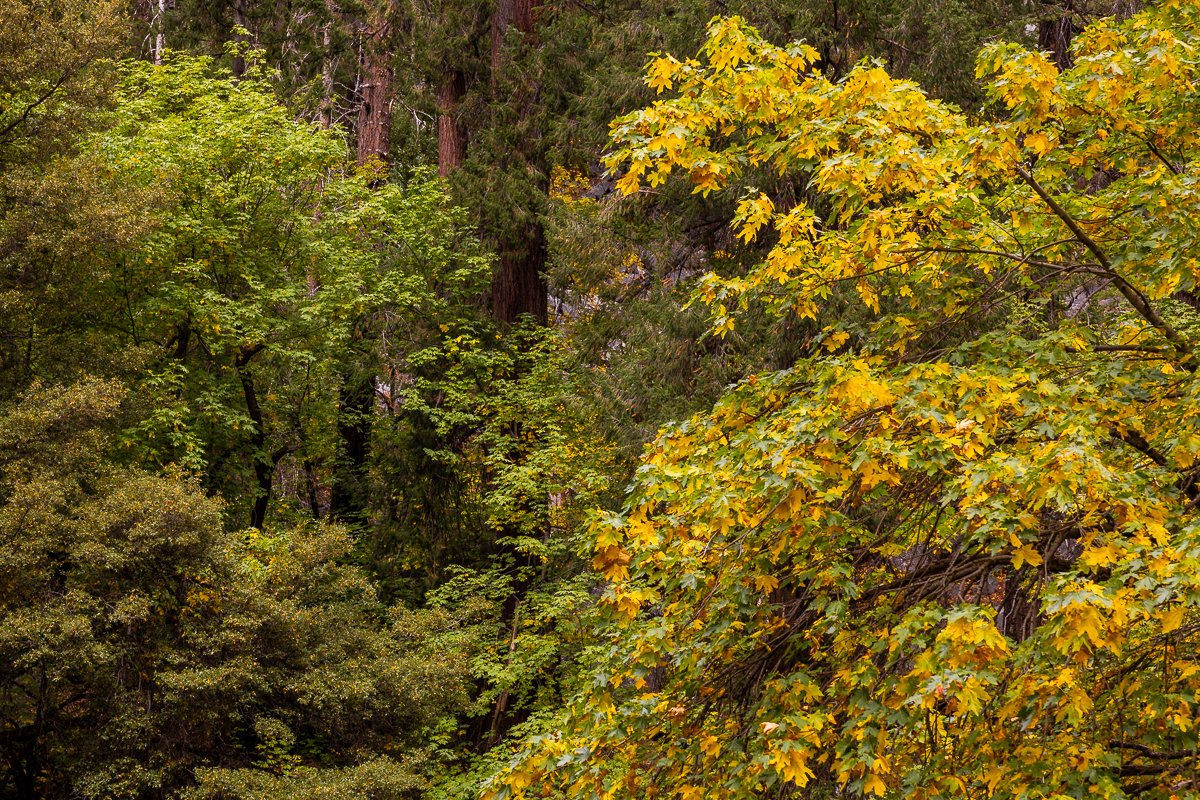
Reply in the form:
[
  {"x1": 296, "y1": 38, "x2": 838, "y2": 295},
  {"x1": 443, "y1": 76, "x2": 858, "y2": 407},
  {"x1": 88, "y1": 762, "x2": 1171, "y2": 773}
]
[{"x1": 487, "y1": 4, "x2": 1200, "y2": 800}]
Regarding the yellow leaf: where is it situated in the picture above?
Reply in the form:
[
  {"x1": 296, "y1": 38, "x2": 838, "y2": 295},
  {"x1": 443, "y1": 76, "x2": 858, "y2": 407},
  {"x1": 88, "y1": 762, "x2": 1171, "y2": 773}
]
[
  {"x1": 1161, "y1": 605, "x2": 1185, "y2": 634},
  {"x1": 824, "y1": 330, "x2": 850, "y2": 352},
  {"x1": 1025, "y1": 131, "x2": 1053, "y2": 155},
  {"x1": 1012, "y1": 544, "x2": 1043, "y2": 569},
  {"x1": 646, "y1": 55, "x2": 679, "y2": 93},
  {"x1": 754, "y1": 574, "x2": 780, "y2": 593}
]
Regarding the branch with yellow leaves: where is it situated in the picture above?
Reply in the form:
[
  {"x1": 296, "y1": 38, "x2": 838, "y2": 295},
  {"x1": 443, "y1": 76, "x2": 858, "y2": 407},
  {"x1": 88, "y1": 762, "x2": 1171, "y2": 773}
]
[{"x1": 1015, "y1": 165, "x2": 1195, "y2": 369}]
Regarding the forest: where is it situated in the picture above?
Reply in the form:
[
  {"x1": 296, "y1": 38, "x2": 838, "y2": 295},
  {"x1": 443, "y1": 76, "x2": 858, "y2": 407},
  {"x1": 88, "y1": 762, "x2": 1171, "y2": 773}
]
[{"x1": 1, "y1": 0, "x2": 1198, "y2": 797}]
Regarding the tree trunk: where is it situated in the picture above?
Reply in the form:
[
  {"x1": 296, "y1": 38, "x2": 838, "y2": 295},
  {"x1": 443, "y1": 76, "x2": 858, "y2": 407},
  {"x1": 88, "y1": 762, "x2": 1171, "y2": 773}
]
[
  {"x1": 437, "y1": 69, "x2": 466, "y2": 177},
  {"x1": 492, "y1": 220, "x2": 547, "y2": 325},
  {"x1": 329, "y1": 0, "x2": 397, "y2": 529},
  {"x1": 236, "y1": 346, "x2": 272, "y2": 529},
  {"x1": 489, "y1": 0, "x2": 513, "y2": 79},
  {"x1": 319, "y1": 17, "x2": 335, "y2": 129},
  {"x1": 490, "y1": 0, "x2": 540, "y2": 73},
  {"x1": 356, "y1": 2, "x2": 394, "y2": 168},
  {"x1": 488, "y1": 0, "x2": 547, "y2": 325},
  {"x1": 1038, "y1": 0, "x2": 1075, "y2": 71},
  {"x1": 152, "y1": 0, "x2": 167, "y2": 64},
  {"x1": 329, "y1": 366, "x2": 374, "y2": 525},
  {"x1": 231, "y1": 0, "x2": 249, "y2": 76}
]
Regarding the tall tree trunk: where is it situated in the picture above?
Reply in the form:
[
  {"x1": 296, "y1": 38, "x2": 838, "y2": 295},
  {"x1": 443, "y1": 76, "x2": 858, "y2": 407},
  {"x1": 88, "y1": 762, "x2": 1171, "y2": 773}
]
[
  {"x1": 488, "y1": 0, "x2": 547, "y2": 325},
  {"x1": 493, "y1": 220, "x2": 547, "y2": 325},
  {"x1": 231, "y1": 0, "x2": 249, "y2": 76},
  {"x1": 1038, "y1": 0, "x2": 1076, "y2": 71},
  {"x1": 152, "y1": 0, "x2": 167, "y2": 64},
  {"x1": 489, "y1": 0, "x2": 513, "y2": 81},
  {"x1": 437, "y1": 69, "x2": 466, "y2": 177},
  {"x1": 328, "y1": 1, "x2": 397, "y2": 528},
  {"x1": 480, "y1": 4, "x2": 549, "y2": 746},
  {"x1": 236, "y1": 345, "x2": 273, "y2": 529},
  {"x1": 510, "y1": 0, "x2": 539, "y2": 37},
  {"x1": 319, "y1": 16, "x2": 336, "y2": 129},
  {"x1": 490, "y1": 0, "x2": 540, "y2": 73},
  {"x1": 356, "y1": 2, "x2": 394, "y2": 168}
]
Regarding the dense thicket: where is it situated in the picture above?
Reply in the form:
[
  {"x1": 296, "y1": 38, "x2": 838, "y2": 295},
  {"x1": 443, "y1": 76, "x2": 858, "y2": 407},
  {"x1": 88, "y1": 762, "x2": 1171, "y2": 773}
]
[{"x1": 6, "y1": 0, "x2": 1196, "y2": 799}]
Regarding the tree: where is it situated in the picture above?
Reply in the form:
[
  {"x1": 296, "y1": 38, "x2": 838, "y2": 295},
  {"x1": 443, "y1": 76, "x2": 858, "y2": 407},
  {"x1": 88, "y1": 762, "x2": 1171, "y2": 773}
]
[
  {"x1": 487, "y1": 4, "x2": 1200, "y2": 799},
  {"x1": 356, "y1": 0, "x2": 397, "y2": 169},
  {"x1": 0, "y1": 378, "x2": 476, "y2": 799},
  {"x1": 95, "y1": 53, "x2": 358, "y2": 526},
  {"x1": 0, "y1": 0, "x2": 123, "y2": 162},
  {"x1": 87, "y1": 53, "x2": 483, "y2": 529},
  {"x1": 0, "y1": 0, "x2": 129, "y2": 398}
]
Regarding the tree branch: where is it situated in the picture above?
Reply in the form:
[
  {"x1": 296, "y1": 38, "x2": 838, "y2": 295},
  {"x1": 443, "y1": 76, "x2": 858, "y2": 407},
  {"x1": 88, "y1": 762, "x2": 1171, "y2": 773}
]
[
  {"x1": 0, "y1": 69, "x2": 77, "y2": 144},
  {"x1": 1015, "y1": 165, "x2": 1193, "y2": 367}
]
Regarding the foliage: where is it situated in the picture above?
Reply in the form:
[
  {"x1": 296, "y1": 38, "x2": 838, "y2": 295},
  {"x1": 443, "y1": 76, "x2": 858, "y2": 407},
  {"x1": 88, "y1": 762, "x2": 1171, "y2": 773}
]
[
  {"x1": 82, "y1": 53, "x2": 486, "y2": 526},
  {"x1": 370, "y1": 322, "x2": 621, "y2": 770},
  {"x1": 0, "y1": 0, "x2": 124, "y2": 163},
  {"x1": 0, "y1": 378, "x2": 476, "y2": 799},
  {"x1": 488, "y1": 4, "x2": 1200, "y2": 800},
  {"x1": 532, "y1": 0, "x2": 1042, "y2": 479},
  {"x1": 11, "y1": 2, "x2": 1197, "y2": 799},
  {"x1": 0, "y1": 0, "x2": 135, "y2": 397}
]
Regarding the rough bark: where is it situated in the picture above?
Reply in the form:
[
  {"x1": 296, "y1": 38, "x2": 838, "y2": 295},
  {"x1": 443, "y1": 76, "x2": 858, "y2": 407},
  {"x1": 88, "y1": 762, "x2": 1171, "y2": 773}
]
[
  {"x1": 488, "y1": 0, "x2": 547, "y2": 325},
  {"x1": 489, "y1": 0, "x2": 513, "y2": 78},
  {"x1": 319, "y1": 17, "x2": 335, "y2": 129},
  {"x1": 231, "y1": 0, "x2": 248, "y2": 76},
  {"x1": 437, "y1": 69, "x2": 466, "y2": 177},
  {"x1": 152, "y1": 0, "x2": 167, "y2": 64},
  {"x1": 329, "y1": 0, "x2": 397, "y2": 529},
  {"x1": 1038, "y1": 0, "x2": 1076, "y2": 71},
  {"x1": 356, "y1": 3, "x2": 394, "y2": 168},
  {"x1": 492, "y1": 220, "x2": 548, "y2": 325},
  {"x1": 512, "y1": 0, "x2": 538, "y2": 34},
  {"x1": 490, "y1": 0, "x2": 539, "y2": 72}
]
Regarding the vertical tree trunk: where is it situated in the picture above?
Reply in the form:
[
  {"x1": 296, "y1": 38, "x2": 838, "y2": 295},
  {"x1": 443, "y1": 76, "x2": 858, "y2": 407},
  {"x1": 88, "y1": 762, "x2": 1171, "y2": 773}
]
[
  {"x1": 356, "y1": 2, "x2": 394, "y2": 168},
  {"x1": 231, "y1": 0, "x2": 249, "y2": 76},
  {"x1": 489, "y1": 0, "x2": 514, "y2": 81},
  {"x1": 437, "y1": 69, "x2": 466, "y2": 177},
  {"x1": 235, "y1": 345, "x2": 273, "y2": 529},
  {"x1": 492, "y1": 221, "x2": 547, "y2": 325},
  {"x1": 1038, "y1": 0, "x2": 1076, "y2": 71},
  {"x1": 512, "y1": 0, "x2": 538, "y2": 35},
  {"x1": 328, "y1": 0, "x2": 397, "y2": 528},
  {"x1": 319, "y1": 17, "x2": 335, "y2": 129},
  {"x1": 8, "y1": 736, "x2": 39, "y2": 800},
  {"x1": 491, "y1": 0, "x2": 539, "y2": 70},
  {"x1": 488, "y1": 0, "x2": 547, "y2": 325},
  {"x1": 153, "y1": 0, "x2": 167, "y2": 64}
]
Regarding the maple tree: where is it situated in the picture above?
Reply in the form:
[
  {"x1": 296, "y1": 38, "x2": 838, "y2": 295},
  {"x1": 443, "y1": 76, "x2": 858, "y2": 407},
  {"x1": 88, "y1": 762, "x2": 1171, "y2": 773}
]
[{"x1": 486, "y1": 3, "x2": 1200, "y2": 799}]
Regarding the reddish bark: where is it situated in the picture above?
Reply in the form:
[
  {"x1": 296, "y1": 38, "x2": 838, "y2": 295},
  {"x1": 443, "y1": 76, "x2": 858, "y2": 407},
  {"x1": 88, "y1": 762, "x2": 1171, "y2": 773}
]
[
  {"x1": 512, "y1": 0, "x2": 538, "y2": 34},
  {"x1": 356, "y1": 6, "x2": 394, "y2": 167},
  {"x1": 492, "y1": 221, "x2": 547, "y2": 326},
  {"x1": 437, "y1": 69, "x2": 466, "y2": 177},
  {"x1": 490, "y1": 0, "x2": 540, "y2": 70},
  {"x1": 334, "y1": 1, "x2": 397, "y2": 527},
  {"x1": 488, "y1": 0, "x2": 547, "y2": 326}
]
